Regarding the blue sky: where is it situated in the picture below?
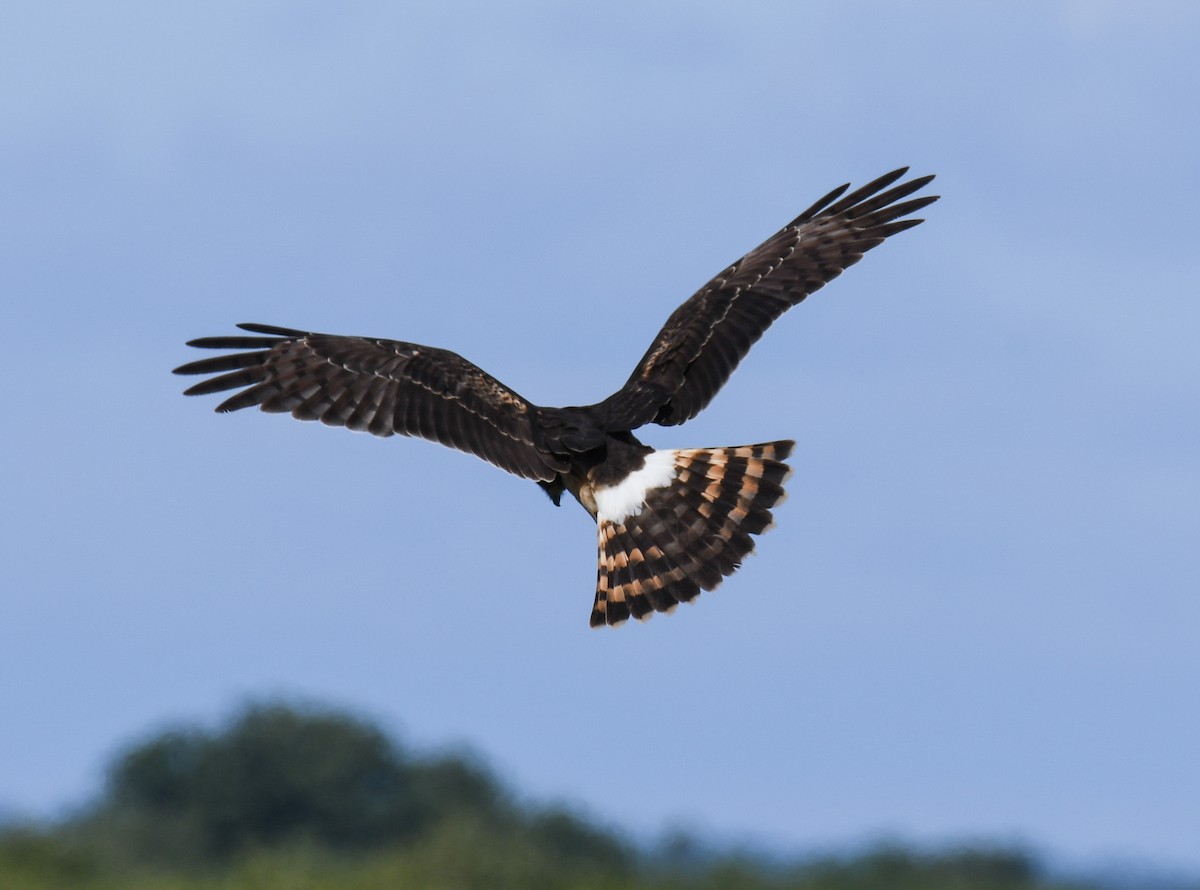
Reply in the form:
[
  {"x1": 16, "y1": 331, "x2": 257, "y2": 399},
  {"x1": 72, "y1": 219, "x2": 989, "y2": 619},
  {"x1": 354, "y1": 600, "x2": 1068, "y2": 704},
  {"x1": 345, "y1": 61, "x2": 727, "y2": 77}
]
[{"x1": 2, "y1": 0, "x2": 1198, "y2": 876}]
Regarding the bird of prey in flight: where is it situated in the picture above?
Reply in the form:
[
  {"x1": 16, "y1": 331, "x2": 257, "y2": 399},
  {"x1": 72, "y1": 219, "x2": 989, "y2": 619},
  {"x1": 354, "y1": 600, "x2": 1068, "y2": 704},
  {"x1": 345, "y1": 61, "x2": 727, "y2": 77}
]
[{"x1": 175, "y1": 168, "x2": 937, "y2": 627}]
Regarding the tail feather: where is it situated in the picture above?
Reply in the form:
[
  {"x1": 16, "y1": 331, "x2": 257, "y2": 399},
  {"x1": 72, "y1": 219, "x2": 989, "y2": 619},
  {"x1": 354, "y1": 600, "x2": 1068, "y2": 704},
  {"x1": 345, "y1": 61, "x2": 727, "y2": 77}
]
[
  {"x1": 601, "y1": 519, "x2": 699, "y2": 622},
  {"x1": 644, "y1": 501, "x2": 726, "y2": 592},
  {"x1": 645, "y1": 492, "x2": 730, "y2": 585},
  {"x1": 590, "y1": 440, "x2": 794, "y2": 627}
]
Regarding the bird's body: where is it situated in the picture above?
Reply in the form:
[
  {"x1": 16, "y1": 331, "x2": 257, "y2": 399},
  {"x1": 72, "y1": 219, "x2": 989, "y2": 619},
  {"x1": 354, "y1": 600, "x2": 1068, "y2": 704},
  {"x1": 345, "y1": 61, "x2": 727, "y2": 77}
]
[{"x1": 175, "y1": 168, "x2": 937, "y2": 626}]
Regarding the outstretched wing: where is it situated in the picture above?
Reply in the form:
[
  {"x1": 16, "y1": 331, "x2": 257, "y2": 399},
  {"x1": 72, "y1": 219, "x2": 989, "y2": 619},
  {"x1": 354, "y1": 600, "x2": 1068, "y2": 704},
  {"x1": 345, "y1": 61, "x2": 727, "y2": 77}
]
[
  {"x1": 174, "y1": 324, "x2": 563, "y2": 481},
  {"x1": 590, "y1": 168, "x2": 938, "y2": 429}
]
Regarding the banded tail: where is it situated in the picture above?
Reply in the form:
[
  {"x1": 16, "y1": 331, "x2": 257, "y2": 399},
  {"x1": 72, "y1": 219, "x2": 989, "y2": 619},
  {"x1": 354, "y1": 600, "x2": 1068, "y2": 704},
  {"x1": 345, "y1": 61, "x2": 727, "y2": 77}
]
[{"x1": 590, "y1": 440, "x2": 794, "y2": 627}]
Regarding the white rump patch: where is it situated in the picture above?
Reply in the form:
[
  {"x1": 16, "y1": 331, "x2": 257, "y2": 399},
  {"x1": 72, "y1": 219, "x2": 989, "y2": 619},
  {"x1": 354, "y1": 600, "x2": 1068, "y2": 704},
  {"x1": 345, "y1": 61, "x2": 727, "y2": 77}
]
[{"x1": 594, "y1": 450, "x2": 678, "y2": 524}]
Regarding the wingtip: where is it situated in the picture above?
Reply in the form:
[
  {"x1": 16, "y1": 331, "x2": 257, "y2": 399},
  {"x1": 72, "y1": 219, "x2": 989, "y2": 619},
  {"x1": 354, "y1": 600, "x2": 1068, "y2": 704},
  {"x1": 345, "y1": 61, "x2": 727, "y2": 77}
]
[
  {"x1": 882, "y1": 168, "x2": 936, "y2": 193},
  {"x1": 236, "y1": 322, "x2": 306, "y2": 337}
]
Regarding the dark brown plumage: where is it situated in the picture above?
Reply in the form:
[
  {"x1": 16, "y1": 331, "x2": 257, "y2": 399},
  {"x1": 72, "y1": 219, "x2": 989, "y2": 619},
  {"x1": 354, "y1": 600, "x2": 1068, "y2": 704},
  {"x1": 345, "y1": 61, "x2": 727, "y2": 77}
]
[{"x1": 174, "y1": 168, "x2": 937, "y2": 626}]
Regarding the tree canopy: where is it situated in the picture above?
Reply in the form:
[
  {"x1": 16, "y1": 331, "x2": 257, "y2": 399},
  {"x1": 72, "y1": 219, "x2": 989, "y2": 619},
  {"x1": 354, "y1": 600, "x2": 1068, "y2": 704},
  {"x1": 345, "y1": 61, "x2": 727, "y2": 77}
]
[{"x1": 0, "y1": 702, "x2": 1107, "y2": 890}]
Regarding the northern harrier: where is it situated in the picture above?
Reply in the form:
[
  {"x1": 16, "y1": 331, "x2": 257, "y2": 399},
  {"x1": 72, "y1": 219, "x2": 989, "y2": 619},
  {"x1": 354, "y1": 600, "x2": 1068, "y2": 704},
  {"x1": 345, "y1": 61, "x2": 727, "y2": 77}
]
[{"x1": 175, "y1": 168, "x2": 937, "y2": 626}]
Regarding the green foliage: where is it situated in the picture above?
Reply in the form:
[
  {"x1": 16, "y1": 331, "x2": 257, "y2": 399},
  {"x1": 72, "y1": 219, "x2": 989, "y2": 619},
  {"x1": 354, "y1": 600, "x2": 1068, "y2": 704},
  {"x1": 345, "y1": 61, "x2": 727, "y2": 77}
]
[
  {"x1": 0, "y1": 828, "x2": 104, "y2": 888},
  {"x1": 0, "y1": 702, "x2": 1112, "y2": 890},
  {"x1": 780, "y1": 846, "x2": 1044, "y2": 890},
  {"x1": 81, "y1": 704, "x2": 435, "y2": 865}
]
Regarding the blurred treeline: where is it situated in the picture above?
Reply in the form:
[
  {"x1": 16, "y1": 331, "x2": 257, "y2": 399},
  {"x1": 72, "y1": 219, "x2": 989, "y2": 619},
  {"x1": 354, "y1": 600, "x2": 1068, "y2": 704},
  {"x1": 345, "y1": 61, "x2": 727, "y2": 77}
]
[{"x1": 1, "y1": 703, "x2": 1098, "y2": 890}]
